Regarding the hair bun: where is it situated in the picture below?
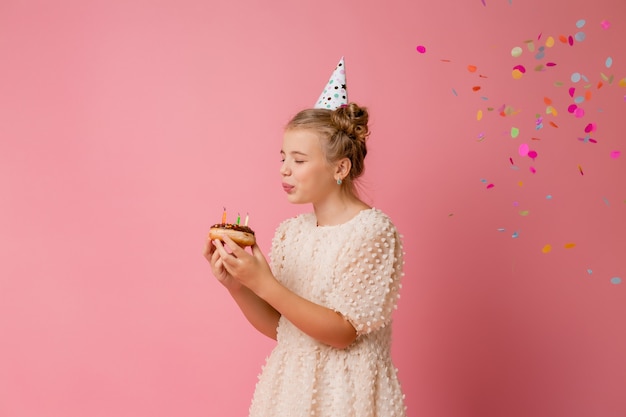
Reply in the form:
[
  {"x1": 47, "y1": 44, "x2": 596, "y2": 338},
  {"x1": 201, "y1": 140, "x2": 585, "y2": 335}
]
[{"x1": 330, "y1": 103, "x2": 370, "y2": 144}]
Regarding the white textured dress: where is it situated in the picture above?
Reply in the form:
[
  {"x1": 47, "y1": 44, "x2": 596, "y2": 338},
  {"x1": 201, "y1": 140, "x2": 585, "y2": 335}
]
[{"x1": 248, "y1": 208, "x2": 407, "y2": 417}]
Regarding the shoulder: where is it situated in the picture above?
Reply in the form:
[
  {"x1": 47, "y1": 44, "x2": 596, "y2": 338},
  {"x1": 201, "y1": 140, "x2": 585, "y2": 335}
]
[
  {"x1": 358, "y1": 208, "x2": 398, "y2": 234},
  {"x1": 274, "y1": 212, "x2": 315, "y2": 234}
]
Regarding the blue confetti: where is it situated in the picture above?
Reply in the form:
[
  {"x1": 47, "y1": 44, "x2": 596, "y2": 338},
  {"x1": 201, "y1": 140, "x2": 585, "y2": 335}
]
[{"x1": 610, "y1": 277, "x2": 622, "y2": 285}]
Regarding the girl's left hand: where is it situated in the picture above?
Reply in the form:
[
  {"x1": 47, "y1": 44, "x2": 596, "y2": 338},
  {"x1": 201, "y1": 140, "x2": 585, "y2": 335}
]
[{"x1": 212, "y1": 235, "x2": 275, "y2": 294}]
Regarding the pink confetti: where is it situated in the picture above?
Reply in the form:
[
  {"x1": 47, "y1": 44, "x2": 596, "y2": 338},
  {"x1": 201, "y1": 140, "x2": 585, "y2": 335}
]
[
  {"x1": 574, "y1": 107, "x2": 585, "y2": 118},
  {"x1": 486, "y1": 183, "x2": 495, "y2": 189},
  {"x1": 568, "y1": 35, "x2": 574, "y2": 46},
  {"x1": 518, "y1": 143, "x2": 529, "y2": 156},
  {"x1": 601, "y1": 20, "x2": 611, "y2": 30},
  {"x1": 528, "y1": 150, "x2": 538, "y2": 160},
  {"x1": 569, "y1": 87, "x2": 576, "y2": 97},
  {"x1": 513, "y1": 64, "x2": 526, "y2": 73},
  {"x1": 567, "y1": 104, "x2": 578, "y2": 113},
  {"x1": 611, "y1": 151, "x2": 621, "y2": 158},
  {"x1": 529, "y1": 166, "x2": 537, "y2": 174},
  {"x1": 584, "y1": 123, "x2": 596, "y2": 133},
  {"x1": 416, "y1": 45, "x2": 426, "y2": 53},
  {"x1": 546, "y1": 62, "x2": 557, "y2": 67}
]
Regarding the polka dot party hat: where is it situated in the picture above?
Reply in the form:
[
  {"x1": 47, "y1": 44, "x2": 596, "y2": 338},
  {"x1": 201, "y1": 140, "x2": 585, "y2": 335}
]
[{"x1": 314, "y1": 57, "x2": 347, "y2": 110}]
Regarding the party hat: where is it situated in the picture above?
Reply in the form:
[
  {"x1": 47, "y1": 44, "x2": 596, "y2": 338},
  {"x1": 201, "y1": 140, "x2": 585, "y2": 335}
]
[{"x1": 314, "y1": 57, "x2": 348, "y2": 110}]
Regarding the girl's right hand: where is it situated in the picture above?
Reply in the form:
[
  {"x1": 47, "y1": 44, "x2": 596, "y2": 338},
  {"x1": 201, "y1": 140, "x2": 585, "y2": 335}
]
[{"x1": 203, "y1": 239, "x2": 242, "y2": 292}]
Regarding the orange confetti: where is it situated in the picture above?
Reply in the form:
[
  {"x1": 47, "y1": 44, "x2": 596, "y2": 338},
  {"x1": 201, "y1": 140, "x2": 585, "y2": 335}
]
[
  {"x1": 542, "y1": 244, "x2": 552, "y2": 254},
  {"x1": 544, "y1": 97, "x2": 552, "y2": 105},
  {"x1": 531, "y1": 137, "x2": 541, "y2": 141},
  {"x1": 578, "y1": 165, "x2": 584, "y2": 175},
  {"x1": 558, "y1": 34, "x2": 568, "y2": 43},
  {"x1": 564, "y1": 243, "x2": 576, "y2": 249},
  {"x1": 467, "y1": 65, "x2": 477, "y2": 72},
  {"x1": 549, "y1": 121, "x2": 559, "y2": 128},
  {"x1": 597, "y1": 81, "x2": 604, "y2": 89},
  {"x1": 472, "y1": 86, "x2": 481, "y2": 92},
  {"x1": 585, "y1": 90, "x2": 592, "y2": 101}
]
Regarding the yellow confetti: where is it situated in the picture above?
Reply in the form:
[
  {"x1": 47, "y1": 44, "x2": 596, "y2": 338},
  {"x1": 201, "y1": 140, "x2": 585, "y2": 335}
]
[
  {"x1": 545, "y1": 36, "x2": 555, "y2": 47},
  {"x1": 477, "y1": 110, "x2": 483, "y2": 121},
  {"x1": 512, "y1": 69, "x2": 524, "y2": 79},
  {"x1": 619, "y1": 78, "x2": 626, "y2": 87},
  {"x1": 546, "y1": 105, "x2": 557, "y2": 116},
  {"x1": 564, "y1": 243, "x2": 576, "y2": 249},
  {"x1": 542, "y1": 244, "x2": 552, "y2": 254},
  {"x1": 517, "y1": 181, "x2": 523, "y2": 187}
]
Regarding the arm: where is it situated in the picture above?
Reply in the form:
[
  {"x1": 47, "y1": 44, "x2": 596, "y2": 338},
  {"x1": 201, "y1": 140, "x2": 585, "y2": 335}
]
[
  {"x1": 227, "y1": 285, "x2": 281, "y2": 340},
  {"x1": 203, "y1": 238, "x2": 280, "y2": 340},
  {"x1": 213, "y1": 236, "x2": 357, "y2": 349}
]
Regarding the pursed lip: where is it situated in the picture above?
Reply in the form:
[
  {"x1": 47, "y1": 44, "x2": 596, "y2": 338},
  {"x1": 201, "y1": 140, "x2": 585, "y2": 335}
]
[{"x1": 281, "y1": 182, "x2": 294, "y2": 193}]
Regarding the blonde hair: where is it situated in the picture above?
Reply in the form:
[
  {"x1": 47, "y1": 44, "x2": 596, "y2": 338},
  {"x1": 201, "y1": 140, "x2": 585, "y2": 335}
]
[{"x1": 285, "y1": 103, "x2": 370, "y2": 196}]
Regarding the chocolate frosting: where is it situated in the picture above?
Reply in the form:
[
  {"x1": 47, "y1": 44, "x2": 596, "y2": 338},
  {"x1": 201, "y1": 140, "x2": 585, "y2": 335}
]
[{"x1": 210, "y1": 223, "x2": 255, "y2": 235}]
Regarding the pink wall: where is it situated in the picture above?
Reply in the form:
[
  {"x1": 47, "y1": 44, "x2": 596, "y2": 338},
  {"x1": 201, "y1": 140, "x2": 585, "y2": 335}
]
[{"x1": 1, "y1": 1, "x2": 624, "y2": 416}]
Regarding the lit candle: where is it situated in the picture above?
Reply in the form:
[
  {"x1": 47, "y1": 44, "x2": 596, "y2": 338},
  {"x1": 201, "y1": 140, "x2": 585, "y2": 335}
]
[
  {"x1": 221, "y1": 207, "x2": 227, "y2": 225},
  {"x1": 236, "y1": 213, "x2": 241, "y2": 225},
  {"x1": 244, "y1": 212, "x2": 249, "y2": 227}
]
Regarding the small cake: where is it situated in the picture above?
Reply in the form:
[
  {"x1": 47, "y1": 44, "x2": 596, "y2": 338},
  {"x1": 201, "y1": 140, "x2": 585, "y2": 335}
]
[{"x1": 209, "y1": 223, "x2": 256, "y2": 247}]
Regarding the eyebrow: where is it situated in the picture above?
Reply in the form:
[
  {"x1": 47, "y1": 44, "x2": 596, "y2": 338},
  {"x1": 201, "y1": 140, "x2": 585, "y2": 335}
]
[{"x1": 280, "y1": 150, "x2": 309, "y2": 157}]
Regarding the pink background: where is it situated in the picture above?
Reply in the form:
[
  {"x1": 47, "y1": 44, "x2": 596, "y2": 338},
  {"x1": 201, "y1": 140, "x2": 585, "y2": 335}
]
[{"x1": 1, "y1": 1, "x2": 625, "y2": 416}]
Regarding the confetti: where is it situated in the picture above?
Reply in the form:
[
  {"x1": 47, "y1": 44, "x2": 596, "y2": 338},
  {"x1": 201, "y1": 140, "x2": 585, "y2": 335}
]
[
  {"x1": 486, "y1": 183, "x2": 495, "y2": 189},
  {"x1": 574, "y1": 31, "x2": 586, "y2": 42},
  {"x1": 511, "y1": 127, "x2": 520, "y2": 138},
  {"x1": 587, "y1": 269, "x2": 593, "y2": 275},
  {"x1": 545, "y1": 36, "x2": 555, "y2": 47},
  {"x1": 528, "y1": 150, "x2": 538, "y2": 160},
  {"x1": 578, "y1": 165, "x2": 584, "y2": 175},
  {"x1": 476, "y1": 110, "x2": 483, "y2": 121},
  {"x1": 452, "y1": 88, "x2": 458, "y2": 96},
  {"x1": 468, "y1": 65, "x2": 477, "y2": 72},
  {"x1": 529, "y1": 166, "x2": 536, "y2": 174},
  {"x1": 605, "y1": 56, "x2": 613, "y2": 68},
  {"x1": 584, "y1": 123, "x2": 596, "y2": 133},
  {"x1": 600, "y1": 20, "x2": 610, "y2": 30},
  {"x1": 416, "y1": 45, "x2": 426, "y2": 53},
  {"x1": 619, "y1": 78, "x2": 626, "y2": 87},
  {"x1": 546, "y1": 194, "x2": 553, "y2": 200},
  {"x1": 542, "y1": 244, "x2": 552, "y2": 253},
  {"x1": 519, "y1": 210, "x2": 529, "y2": 216},
  {"x1": 603, "y1": 197, "x2": 610, "y2": 206},
  {"x1": 610, "y1": 277, "x2": 622, "y2": 285},
  {"x1": 512, "y1": 231, "x2": 519, "y2": 238},
  {"x1": 574, "y1": 108, "x2": 585, "y2": 118},
  {"x1": 564, "y1": 243, "x2": 576, "y2": 249},
  {"x1": 571, "y1": 72, "x2": 582, "y2": 83},
  {"x1": 610, "y1": 151, "x2": 621, "y2": 158},
  {"x1": 518, "y1": 143, "x2": 529, "y2": 156},
  {"x1": 511, "y1": 46, "x2": 523, "y2": 57},
  {"x1": 576, "y1": 19, "x2": 586, "y2": 28}
]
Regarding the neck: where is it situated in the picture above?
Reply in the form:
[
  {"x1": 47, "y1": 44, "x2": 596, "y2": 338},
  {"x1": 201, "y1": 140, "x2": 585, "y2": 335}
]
[{"x1": 313, "y1": 192, "x2": 369, "y2": 227}]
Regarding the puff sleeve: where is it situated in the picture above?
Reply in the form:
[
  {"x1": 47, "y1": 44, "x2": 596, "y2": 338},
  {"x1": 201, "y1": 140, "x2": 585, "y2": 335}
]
[{"x1": 328, "y1": 214, "x2": 405, "y2": 335}]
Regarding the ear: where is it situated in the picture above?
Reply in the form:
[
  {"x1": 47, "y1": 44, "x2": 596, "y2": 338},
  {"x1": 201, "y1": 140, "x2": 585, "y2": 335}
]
[{"x1": 334, "y1": 157, "x2": 352, "y2": 181}]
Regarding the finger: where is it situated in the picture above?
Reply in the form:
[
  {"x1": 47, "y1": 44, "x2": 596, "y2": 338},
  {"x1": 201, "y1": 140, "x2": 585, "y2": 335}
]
[
  {"x1": 222, "y1": 234, "x2": 246, "y2": 257},
  {"x1": 203, "y1": 238, "x2": 215, "y2": 260}
]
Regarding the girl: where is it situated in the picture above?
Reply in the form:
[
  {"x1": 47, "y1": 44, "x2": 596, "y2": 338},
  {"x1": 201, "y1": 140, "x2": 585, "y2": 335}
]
[{"x1": 204, "y1": 103, "x2": 406, "y2": 417}]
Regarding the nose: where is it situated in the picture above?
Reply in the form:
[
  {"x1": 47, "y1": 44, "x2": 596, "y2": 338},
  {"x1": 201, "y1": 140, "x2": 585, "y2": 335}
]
[{"x1": 280, "y1": 161, "x2": 290, "y2": 176}]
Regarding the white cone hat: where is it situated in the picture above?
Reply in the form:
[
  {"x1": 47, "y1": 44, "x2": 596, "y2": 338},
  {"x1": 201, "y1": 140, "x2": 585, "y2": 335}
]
[{"x1": 314, "y1": 57, "x2": 347, "y2": 110}]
